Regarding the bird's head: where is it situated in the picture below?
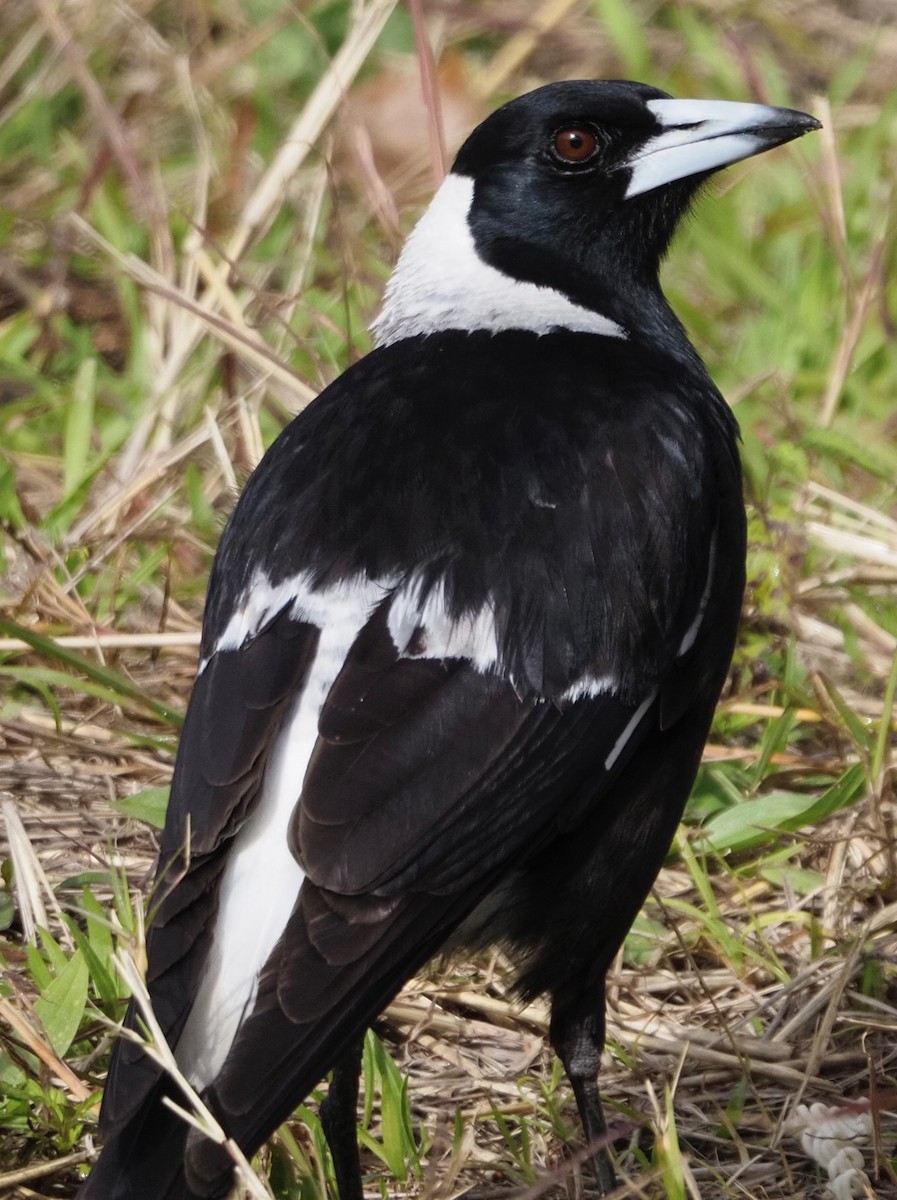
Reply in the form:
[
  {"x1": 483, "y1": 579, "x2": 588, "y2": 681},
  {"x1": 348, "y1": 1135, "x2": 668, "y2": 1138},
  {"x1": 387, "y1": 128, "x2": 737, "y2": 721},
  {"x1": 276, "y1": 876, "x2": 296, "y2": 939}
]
[{"x1": 373, "y1": 80, "x2": 820, "y2": 349}]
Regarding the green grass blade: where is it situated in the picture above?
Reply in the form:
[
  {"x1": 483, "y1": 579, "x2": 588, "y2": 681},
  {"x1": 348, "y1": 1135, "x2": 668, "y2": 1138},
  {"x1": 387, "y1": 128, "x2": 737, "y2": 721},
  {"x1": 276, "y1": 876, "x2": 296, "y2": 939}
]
[
  {"x1": 0, "y1": 617, "x2": 183, "y2": 727},
  {"x1": 63, "y1": 358, "x2": 97, "y2": 498}
]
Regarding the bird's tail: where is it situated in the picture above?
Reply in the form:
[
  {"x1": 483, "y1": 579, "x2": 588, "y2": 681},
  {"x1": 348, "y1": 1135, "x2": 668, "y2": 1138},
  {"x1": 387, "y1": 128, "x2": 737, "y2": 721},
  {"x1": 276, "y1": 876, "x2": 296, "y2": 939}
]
[{"x1": 77, "y1": 1094, "x2": 220, "y2": 1200}]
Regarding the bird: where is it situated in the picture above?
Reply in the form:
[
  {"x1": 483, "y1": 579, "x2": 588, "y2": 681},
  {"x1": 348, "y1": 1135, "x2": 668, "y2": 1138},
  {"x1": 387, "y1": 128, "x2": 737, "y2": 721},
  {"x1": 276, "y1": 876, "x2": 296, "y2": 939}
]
[{"x1": 79, "y1": 79, "x2": 819, "y2": 1200}]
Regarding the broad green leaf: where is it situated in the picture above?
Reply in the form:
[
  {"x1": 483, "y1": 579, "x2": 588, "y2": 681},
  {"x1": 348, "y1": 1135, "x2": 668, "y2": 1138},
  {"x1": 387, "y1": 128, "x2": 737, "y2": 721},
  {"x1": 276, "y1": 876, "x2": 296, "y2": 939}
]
[
  {"x1": 697, "y1": 765, "x2": 865, "y2": 853},
  {"x1": 371, "y1": 1034, "x2": 412, "y2": 1179},
  {"x1": 63, "y1": 907, "x2": 120, "y2": 1011},
  {"x1": 25, "y1": 944, "x2": 52, "y2": 991},
  {"x1": 797, "y1": 763, "x2": 867, "y2": 824},
  {"x1": 111, "y1": 786, "x2": 170, "y2": 829},
  {"x1": 34, "y1": 948, "x2": 89, "y2": 1056},
  {"x1": 0, "y1": 889, "x2": 14, "y2": 931},
  {"x1": 68, "y1": 926, "x2": 120, "y2": 1012},
  {"x1": 37, "y1": 927, "x2": 69, "y2": 976},
  {"x1": 697, "y1": 792, "x2": 820, "y2": 854}
]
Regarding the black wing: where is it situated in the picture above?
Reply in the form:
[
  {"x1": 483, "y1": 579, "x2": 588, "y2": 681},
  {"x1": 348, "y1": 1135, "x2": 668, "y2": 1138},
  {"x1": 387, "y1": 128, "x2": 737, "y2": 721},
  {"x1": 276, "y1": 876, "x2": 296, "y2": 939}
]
[{"x1": 187, "y1": 613, "x2": 662, "y2": 1194}]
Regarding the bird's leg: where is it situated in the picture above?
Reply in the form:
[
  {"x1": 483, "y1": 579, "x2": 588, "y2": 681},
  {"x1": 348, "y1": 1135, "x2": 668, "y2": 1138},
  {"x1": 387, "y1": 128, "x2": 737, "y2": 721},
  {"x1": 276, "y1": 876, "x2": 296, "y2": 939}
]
[
  {"x1": 320, "y1": 1036, "x2": 366, "y2": 1200},
  {"x1": 550, "y1": 994, "x2": 617, "y2": 1195}
]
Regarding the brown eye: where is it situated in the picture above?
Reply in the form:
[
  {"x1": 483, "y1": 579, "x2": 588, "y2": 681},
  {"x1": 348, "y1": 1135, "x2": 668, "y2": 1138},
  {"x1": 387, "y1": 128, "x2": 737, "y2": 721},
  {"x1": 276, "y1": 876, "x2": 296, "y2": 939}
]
[{"x1": 553, "y1": 127, "x2": 599, "y2": 163}]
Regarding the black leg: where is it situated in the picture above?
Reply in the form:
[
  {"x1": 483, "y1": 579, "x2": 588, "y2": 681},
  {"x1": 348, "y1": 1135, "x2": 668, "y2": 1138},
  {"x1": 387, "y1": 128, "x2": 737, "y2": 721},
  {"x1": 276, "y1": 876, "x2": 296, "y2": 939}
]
[
  {"x1": 320, "y1": 1036, "x2": 365, "y2": 1200},
  {"x1": 550, "y1": 991, "x2": 617, "y2": 1196}
]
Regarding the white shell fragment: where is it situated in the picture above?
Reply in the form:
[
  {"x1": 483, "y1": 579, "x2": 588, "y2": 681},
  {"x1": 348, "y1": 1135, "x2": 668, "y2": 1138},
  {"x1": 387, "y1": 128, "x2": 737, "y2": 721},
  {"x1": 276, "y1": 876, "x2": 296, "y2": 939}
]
[{"x1": 793, "y1": 1099, "x2": 873, "y2": 1200}]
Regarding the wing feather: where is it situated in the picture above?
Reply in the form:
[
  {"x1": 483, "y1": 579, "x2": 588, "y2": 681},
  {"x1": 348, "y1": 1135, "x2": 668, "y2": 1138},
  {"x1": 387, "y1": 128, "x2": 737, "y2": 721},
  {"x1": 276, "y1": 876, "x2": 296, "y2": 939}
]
[{"x1": 99, "y1": 608, "x2": 320, "y2": 1134}]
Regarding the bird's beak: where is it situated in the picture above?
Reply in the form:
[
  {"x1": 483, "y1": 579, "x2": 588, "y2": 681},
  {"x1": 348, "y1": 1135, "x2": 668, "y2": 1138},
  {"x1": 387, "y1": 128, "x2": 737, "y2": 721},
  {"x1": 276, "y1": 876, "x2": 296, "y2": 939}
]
[{"x1": 624, "y1": 98, "x2": 821, "y2": 199}]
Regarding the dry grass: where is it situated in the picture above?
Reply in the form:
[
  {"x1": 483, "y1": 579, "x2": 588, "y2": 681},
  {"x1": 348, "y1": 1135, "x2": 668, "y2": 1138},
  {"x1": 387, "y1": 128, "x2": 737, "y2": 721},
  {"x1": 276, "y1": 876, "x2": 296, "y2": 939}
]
[{"x1": 1, "y1": 0, "x2": 896, "y2": 1197}]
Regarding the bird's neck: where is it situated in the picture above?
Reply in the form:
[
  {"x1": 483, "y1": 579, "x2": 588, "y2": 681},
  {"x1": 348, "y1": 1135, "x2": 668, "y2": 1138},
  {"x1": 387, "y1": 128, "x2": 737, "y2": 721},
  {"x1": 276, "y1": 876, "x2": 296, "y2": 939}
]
[{"x1": 371, "y1": 174, "x2": 627, "y2": 347}]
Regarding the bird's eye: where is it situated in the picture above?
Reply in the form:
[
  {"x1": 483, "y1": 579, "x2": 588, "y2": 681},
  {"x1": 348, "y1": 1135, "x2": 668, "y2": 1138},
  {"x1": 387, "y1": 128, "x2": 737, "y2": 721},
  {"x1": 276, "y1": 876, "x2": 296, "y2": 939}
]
[{"x1": 552, "y1": 127, "x2": 600, "y2": 164}]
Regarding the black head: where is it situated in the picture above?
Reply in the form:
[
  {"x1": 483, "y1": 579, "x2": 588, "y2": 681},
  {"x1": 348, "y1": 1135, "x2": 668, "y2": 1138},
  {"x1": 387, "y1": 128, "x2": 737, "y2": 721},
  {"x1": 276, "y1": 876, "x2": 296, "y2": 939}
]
[
  {"x1": 373, "y1": 80, "x2": 819, "y2": 351},
  {"x1": 459, "y1": 80, "x2": 817, "y2": 319}
]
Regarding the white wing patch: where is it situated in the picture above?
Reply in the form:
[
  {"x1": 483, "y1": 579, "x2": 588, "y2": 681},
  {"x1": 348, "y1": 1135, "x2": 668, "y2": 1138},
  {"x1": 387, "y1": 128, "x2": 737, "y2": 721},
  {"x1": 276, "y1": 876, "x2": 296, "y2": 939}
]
[
  {"x1": 176, "y1": 575, "x2": 382, "y2": 1088},
  {"x1": 206, "y1": 571, "x2": 390, "y2": 665},
  {"x1": 387, "y1": 574, "x2": 500, "y2": 670},
  {"x1": 372, "y1": 173, "x2": 626, "y2": 345},
  {"x1": 387, "y1": 576, "x2": 620, "y2": 698}
]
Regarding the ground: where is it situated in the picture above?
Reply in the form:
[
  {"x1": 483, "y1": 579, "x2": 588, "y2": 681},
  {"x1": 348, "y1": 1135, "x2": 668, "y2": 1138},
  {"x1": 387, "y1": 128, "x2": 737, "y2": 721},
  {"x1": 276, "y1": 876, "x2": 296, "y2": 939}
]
[{"x1": 0, "y1": 1, "x2": 895, "y2": 1197}]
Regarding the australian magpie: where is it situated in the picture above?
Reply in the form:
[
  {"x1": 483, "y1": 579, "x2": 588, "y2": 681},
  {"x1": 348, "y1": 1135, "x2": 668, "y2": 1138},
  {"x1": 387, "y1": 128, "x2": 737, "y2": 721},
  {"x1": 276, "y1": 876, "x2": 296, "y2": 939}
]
[{"x1": 80, "y1": 80, "x2": 819, "y2": 1199}]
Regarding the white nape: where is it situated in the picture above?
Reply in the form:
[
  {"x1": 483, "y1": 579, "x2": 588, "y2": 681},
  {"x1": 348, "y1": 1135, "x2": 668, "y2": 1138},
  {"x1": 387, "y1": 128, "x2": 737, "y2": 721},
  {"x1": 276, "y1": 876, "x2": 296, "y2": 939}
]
[
  {"x1": 372, "y1": 173, "x2": 626, "y2": 346},
  {"x1": 176, "y1": 575, "x2": 383, "y2": 1088}
]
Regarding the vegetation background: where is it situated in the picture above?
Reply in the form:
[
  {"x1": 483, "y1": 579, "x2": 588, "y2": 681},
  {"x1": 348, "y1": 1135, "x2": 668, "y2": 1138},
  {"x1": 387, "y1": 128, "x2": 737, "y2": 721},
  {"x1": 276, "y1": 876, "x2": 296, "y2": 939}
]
[{"x1": 0, "y1": 0, "x2": 895, "y2": 1196}]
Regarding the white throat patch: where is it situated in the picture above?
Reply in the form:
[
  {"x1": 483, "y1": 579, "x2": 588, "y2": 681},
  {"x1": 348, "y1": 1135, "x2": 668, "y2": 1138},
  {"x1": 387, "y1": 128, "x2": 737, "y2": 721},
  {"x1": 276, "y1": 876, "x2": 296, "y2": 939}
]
[{"x1": 372, "y1": 174, "x2": 626, "y2": 345}]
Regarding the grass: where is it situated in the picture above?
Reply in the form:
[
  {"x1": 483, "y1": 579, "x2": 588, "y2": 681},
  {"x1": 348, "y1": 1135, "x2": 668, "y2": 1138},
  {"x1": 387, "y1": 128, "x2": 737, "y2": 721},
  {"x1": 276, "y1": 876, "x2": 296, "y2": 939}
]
[{"x1": 1, "y1": 0, "x2": 896, "y2": 1196}]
